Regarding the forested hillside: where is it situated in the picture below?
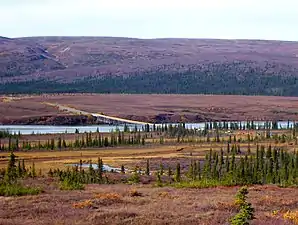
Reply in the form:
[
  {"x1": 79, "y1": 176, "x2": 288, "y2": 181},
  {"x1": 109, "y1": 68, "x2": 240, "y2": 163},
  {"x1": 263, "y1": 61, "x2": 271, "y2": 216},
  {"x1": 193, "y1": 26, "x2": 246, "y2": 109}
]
[{"x1": 1, "y1": 36, "x2": 298, "y2": 95}]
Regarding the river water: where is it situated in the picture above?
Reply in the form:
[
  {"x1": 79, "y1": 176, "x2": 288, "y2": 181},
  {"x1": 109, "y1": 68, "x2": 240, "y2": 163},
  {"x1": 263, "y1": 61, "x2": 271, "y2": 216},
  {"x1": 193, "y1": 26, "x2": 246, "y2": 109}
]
[{"x1": 0, "y1": 121, "x2": 295, "y2": 135}]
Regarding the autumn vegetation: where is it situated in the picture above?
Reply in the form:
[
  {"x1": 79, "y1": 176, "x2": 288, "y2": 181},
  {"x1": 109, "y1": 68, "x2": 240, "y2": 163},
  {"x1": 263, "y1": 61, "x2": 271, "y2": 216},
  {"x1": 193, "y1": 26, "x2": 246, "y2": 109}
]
[
  {"x1": 2, "y1": 37, "x2": 298, "y2": 96},
  {"x1": 1, "y1": 121, "x2": 298, "y2": 224}
]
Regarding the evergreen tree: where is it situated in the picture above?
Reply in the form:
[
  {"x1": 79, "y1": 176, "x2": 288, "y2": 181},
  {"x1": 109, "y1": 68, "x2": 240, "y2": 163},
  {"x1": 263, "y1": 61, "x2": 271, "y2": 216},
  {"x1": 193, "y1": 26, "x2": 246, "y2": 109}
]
[
  {"x1": 168, "y1": 167, "x2": 172, "y2": 178},
  {"x1": 121, "y1": 165, "x2": 125, "y2": 174},
  {"x1": 146, "y1": 159, "x2": 150, "y2": 175},
  {"x1": 21, "y1": 159, "x2": 26, "y2": 174},
  {"x1": 160, "y1": 163, "x2": 164, "y2": 175},
  {"x1": 97, "y1": 158, "x2": 103, "y2": 181},
  {"x1": 57, "y1": 137, "x2": 62, "y2": 149},
  {"x1": 5, "y1": 152, "x2": 17, "y2": 183},
  {"x1": 31, "y1": 162, "x2": 36, "y2": 178},
  {"x1": 175, "y1": 163, "x2": 181, "y2": 182}
]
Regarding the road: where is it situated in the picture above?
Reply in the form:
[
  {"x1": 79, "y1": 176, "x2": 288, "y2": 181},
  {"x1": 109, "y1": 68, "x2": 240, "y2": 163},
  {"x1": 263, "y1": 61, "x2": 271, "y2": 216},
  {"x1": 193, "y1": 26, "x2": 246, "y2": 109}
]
[{"x1": 45, "y1": 102, "x2": 153, "y2": 125}]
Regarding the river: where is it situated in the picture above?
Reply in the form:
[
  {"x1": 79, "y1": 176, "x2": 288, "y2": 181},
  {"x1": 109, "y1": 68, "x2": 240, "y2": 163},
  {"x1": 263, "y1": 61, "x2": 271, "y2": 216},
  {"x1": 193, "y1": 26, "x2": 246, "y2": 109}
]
[{"x1": 0, "y1": 121, "x2": 295, "y2": 135}]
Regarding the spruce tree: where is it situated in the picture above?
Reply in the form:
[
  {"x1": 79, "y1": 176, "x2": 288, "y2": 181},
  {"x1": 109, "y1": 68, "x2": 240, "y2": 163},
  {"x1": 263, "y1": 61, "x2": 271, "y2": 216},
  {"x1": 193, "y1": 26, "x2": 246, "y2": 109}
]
[
  {"x1": 57, "y1": 137, "x2": 62, "y2": 149},
  {"x1": 21, "y1": 159, "x2": 26, "y2": 174},
  {"x1": 168, "y1": 167, "x2": 172, "y2": 178},
  {"x1": 97, "y1": 158, "x2": 103, "y2": 181},
  {"x1": 175, "y1": 163, "x2": 181, "y2": 182},
  {"x1": 31, "y1": 162, "x2": 36, "y2": 178},
  {"x1": 17, "y1": 160, "x2": 22, "y2": 177},
  {"x1": 121, "y1": 165, "x2": 125, "y2": 174},
  {"x1": 146, "y1": 159, "x2": 150, "y2": 175},
  {"x1": 266, "y1": 145, "x2": 272, "y2": 159},
  {"x1": 226, "y1": 154, "x2": 230, "y2": 173},
  {"x1": 5, "y1": 152, "x2": 17, "y2": 183}
]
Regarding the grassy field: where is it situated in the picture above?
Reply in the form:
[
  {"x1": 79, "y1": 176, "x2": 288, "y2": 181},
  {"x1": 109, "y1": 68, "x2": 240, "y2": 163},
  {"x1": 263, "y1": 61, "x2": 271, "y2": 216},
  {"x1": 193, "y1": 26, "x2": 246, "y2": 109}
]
[
  {"x1": 1, "y1": 182, "x2": 297, "y2": 225},
  {"x1": 2, "y1": 94, "x2": 298, "y2": 123},
  {"x1": 0, "y1": 145, "x2": 190, "y2": 172},
  {"x1": 0, "y1": 129, "x2": 296, "y2": 172}
]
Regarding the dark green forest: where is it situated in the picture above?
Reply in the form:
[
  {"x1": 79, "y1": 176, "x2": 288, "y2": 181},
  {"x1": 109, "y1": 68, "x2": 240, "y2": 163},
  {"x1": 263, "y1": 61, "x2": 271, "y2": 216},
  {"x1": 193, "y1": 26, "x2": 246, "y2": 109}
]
[{"x1": 2, "y1": 70, "x2": 298, "y2": 96}]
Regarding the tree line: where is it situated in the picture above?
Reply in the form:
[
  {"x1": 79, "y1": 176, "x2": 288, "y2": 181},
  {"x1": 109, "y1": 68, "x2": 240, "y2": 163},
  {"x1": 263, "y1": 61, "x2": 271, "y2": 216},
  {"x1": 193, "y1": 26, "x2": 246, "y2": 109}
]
[
  {"x1": 1, "y1": 121, "x2": 298, "y2": 151},
  {"x1": 2, "y1": 65, "x2": 298, "y2": 96},
  {"x1": 0, "y1": 131, "x2": 146, "y2": 151}
]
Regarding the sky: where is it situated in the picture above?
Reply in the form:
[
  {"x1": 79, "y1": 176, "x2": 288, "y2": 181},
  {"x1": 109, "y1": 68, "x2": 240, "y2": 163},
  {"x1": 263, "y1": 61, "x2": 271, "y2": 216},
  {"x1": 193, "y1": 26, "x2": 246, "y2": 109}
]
[{"x1": 1, "y1": 0, "x2": 298, "y2": 41}]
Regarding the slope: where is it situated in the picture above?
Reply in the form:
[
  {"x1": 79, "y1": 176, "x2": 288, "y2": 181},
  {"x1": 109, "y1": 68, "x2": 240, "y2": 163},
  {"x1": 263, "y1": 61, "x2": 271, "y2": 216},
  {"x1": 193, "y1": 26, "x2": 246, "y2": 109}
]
[{"x1": 1, "y1": 36, "x2": 298, "y2": 95}]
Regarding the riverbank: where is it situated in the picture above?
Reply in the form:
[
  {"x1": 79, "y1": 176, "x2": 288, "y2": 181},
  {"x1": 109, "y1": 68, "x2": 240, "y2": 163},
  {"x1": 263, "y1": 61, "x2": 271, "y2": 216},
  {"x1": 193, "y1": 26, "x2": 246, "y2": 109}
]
[
  {"x1": 0, "y1": 115, "x2": 105, "y2": 126},
  {"x1": 0, "y1": 113, "x2": 228, "y2": 125}
]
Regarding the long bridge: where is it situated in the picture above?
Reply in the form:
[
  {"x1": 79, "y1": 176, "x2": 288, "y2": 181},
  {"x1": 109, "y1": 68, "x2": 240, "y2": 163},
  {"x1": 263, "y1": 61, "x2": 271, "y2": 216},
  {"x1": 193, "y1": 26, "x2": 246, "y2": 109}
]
[{"x1": 45, "y1": 103, "x2": 153, "y2": 126}]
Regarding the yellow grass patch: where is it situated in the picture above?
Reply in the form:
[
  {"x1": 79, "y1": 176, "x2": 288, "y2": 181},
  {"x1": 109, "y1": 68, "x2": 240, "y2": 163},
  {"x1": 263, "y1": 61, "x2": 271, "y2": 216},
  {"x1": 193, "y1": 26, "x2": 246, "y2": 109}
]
[
  {"x1": 72, "y1": 199, "x2": 94, "y2": 209},
  {"x1": 158, "y1": 191, "x2": 177, "y2": 199},
  {"x1": 283, "y1": 210, "x2": 298, "y2": 224}
]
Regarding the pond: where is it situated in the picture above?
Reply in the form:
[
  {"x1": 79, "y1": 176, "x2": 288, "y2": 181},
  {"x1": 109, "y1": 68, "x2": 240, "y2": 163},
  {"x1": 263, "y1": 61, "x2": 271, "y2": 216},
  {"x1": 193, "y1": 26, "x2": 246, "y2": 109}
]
[{"x1": 66, "y1": 163, "x2": 122, "y2": 173}]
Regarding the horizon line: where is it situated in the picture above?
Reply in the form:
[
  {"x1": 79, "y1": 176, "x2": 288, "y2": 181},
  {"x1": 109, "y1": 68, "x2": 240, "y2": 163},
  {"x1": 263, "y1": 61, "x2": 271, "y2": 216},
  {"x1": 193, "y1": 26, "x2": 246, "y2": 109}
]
[{"x1": 3, "y1": 35, "x2": 298, "y2": 43}]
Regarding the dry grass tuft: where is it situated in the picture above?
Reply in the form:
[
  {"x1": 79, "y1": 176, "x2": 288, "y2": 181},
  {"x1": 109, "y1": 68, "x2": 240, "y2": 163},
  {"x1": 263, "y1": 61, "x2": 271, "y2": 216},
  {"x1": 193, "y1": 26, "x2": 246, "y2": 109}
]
[
  {"x1": 129, "y1": 189, "x2": 142, "y2": 197},
  {"x1": 72, "y1": 199, "x2": 94, "y2": 209},
  {"x1": 215, "y1": 201, "x2": 237, "y2": 211},
  {"x1": 282, "y1": 210, "x2": 298, "y2": 224},
  {"x1": 73, "y1": 193, "x2": 124, "y2": 209},
  {"x1": 256, "y1": 195, "x2": 276, "y2": 205},
  {"x1": 269, "y1": 209, "x2": 298, "y2": 224},
  {"x1": 157, "y1": 191, "x2": 177, "y2": 199}
]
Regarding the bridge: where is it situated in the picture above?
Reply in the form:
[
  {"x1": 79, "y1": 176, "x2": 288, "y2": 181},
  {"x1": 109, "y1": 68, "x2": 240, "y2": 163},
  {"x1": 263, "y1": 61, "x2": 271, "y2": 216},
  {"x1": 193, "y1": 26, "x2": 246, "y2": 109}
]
[{"x1": 45, "y1": 103, "x2": 153, "y2": 126}]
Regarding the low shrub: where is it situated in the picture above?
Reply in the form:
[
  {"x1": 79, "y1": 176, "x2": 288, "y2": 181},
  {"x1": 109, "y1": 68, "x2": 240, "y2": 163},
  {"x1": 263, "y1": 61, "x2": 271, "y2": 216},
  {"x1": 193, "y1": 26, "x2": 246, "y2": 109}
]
[
  {"x1": 59, "y1": 179, "x2": 84, "y2": 190},
  {"x1": 0, "y1": 183, "x2": 41, "y2": 196},
  {"x1": 129, "y1": 189, "x2": 142, "y2": 197},
  {"x1": 128, "y1": 170, "x2": 140, "y2": 184}
]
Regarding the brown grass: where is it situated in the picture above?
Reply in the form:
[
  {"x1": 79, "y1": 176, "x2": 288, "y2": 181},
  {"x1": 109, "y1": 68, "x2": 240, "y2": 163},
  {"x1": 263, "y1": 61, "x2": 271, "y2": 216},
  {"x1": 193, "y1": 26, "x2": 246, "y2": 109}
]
[
  {"x1": 1, "y1": 94, "x2": 298, "y2": 123},
  {"x1": 0, "y1": 96, "x2": 68, "y2": 122},
  {"x1": 0, "y1": 181, "x2": 296, "y2": 225}
]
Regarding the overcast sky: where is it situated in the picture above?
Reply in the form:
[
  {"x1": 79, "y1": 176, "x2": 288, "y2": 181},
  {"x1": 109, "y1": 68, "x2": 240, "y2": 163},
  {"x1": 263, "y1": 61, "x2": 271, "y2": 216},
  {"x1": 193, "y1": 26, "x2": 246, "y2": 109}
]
[{"x1": 1, "y1": 0, "x2": 298, "y2": 41}]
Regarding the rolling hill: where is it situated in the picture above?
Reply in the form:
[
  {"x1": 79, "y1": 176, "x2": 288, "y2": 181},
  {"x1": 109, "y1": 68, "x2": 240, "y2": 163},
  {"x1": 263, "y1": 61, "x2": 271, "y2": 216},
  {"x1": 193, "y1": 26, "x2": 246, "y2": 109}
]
[{"x1": 1, "y1": 36, "x2": 298, "y2": 95}]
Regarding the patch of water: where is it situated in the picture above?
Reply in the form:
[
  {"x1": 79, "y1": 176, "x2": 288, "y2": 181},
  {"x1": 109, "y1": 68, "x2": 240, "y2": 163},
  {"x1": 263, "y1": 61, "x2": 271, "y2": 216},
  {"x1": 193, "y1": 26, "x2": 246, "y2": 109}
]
[{"x1": 67, "y1": 163, "x2": 122, "y2": 173}]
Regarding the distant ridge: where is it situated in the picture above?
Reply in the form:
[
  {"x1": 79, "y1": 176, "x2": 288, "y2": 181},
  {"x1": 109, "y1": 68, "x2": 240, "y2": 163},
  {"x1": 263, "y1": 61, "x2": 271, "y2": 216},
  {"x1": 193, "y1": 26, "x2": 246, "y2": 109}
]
[
  {"x1": 1, "y1": 36, "x2": 298, "y2": 96},
  {"x1": 0, "y1": 36, "x2": 10, "y2": 39}
]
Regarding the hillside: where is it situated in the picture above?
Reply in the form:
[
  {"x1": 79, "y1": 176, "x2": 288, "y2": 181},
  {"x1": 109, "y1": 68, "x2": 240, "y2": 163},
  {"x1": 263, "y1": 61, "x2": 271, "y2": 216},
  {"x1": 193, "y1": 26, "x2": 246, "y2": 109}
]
[
  {"x1": 1, "y1": 36, "x2": 298, "y2": 95},
  {"x1": 0, "y1": 37, "x2": 66, "y2": 80}
]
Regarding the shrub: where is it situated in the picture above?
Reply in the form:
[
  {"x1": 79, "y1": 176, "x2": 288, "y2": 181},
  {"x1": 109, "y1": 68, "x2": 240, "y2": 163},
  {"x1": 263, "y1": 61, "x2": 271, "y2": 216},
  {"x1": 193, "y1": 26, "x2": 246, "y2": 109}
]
[
  {"x1": 128, "y1": 168, "x2": 140, "y2": 184},
  {"x1": 59, "y1": 179, "x2": 84, "y2": 190},
  {"x1": 129, "y1": 189, "x2": 142, "y2": 197},
  {"x1": 0, "y1": 183, "x2": 41, "y2": 196},
  {"x1": 155, "y1": 172, "x2": 163, "y2": 187}
]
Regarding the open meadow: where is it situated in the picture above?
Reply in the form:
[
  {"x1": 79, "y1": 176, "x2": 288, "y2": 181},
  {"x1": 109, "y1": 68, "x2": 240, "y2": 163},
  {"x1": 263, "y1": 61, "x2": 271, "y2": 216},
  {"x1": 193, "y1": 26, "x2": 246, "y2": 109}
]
[
  {"x1": 2, "y1": 94, "x2": 298, "y2": 124},
  {"x1": 1, "y1": 122, "x2": 298, "y2": 224}
]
